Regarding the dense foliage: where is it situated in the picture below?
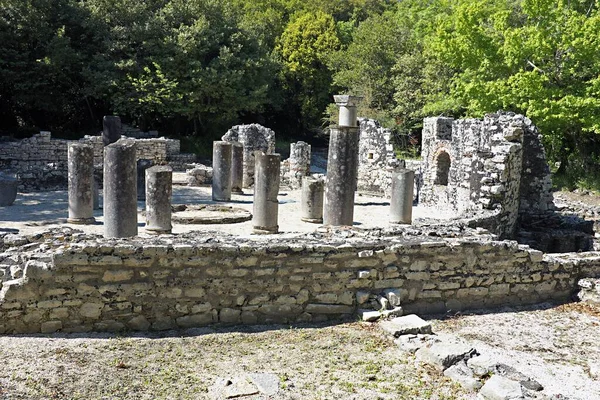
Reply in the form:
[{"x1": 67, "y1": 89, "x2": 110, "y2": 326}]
[{"x1": 1, "y1": 0, "x2": 599, "y2": 185}]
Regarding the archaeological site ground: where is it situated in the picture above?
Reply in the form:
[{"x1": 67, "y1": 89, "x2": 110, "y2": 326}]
[{"x1": 0, "y1": 104, "x2": 599, "y2": 399}]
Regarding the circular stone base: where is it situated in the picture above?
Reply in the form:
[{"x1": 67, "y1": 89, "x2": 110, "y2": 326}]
[
  {"x1": 171, "y1": 204, "x2": 252, "y2": 224},
  {"x1": 252, "y1": 225, "x2": 279, "y2": 235},
  {"x1": 67, "y1": 217, "x2": 96, "y2": 225},
  {"x1": 301, "y1": 217, "x2": 323, "y2": 224},
  {"x1": 145, "y1": 227, "x2": 172, "y2": 235}
]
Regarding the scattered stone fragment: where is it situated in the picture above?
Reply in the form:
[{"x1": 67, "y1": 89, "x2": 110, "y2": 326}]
[
  {"x1": 394, "y1": 334, "x2": 439, "y2": 354},
  {"x1": 247, "y1": 373, "x2": 279, "y2": 396},
  {"x1": 382, "y1": 288, "x2": 402, "y2": 307},
  {"x1": 443, "y1": 360, "x2": 482, "y2": 391},
  {"x1": 479, "y1": 375, "x2": 523, "y2": 400},
  {"x1": 380, "y1": 314, "x2": 432, "y2": 337},
  {"x1": 467, "y1": 354, "x2": 497, "y2": 376},
  {"x1": 493, "y1": 364, "x2": 543, "y2": 391},
  {"x1": 359, "y1": 309, "x2": 381, "y2": 322},
  {"x1": 211, "y1": 377, "x2": 259, "y2": 399},
  {"x1": 380, "y1": 306, "x2": 403, "y2": 318},
  {"x1": 415, "y1": 337, "x2": 477, "y2": 371}
]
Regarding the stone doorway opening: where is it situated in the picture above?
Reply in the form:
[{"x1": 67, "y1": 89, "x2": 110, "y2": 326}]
[{"x1": 434, "y1": 151, "x2": 451, "y2": 186}]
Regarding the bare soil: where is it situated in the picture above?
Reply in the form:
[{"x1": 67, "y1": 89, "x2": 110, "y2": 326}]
[{"x1": 0, "y1": 302, "x2": 598, "y2": 400}]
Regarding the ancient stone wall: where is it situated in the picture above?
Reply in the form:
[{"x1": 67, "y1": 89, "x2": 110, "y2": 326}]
[
  {"x1": 0, "y1": 132, "x2": 194, "y2": 191},
  {"x1": 420, "y1": 112, "x2": 554, "y2": 238},
  {"x1": 357, "y1": 118, "x2": 404, "y2": 197},
  {"x1": 0, "y1": 231, "x2": 591, "y2": 334}
]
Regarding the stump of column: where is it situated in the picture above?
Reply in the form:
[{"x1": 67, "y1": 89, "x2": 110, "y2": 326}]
[
  {"x1": 103, "y1": 140, "x2": 138, "y2": 238},
  {"x1": 67, "y1": 143, "x2": 96, "y2": 224},
  {"x1": 301, "y1": 176, "x2": 324, "y2": 223},
  {"x1": 252, "y1": 152, "x2": 280, "y2": 234},
  {"x1": 103, "y1": 115, "x2": 122, "y2": 147},
  {"x1": 0, "y1": 174, "x2": 18, "y2": 207},
  {"x1": 231, "y1": 142, "x2": 244, "y2": 194},
  {"x1": 137, "y1": 159, "x2": 153, "y2": 201},
  {"x1": 212, "y1": 141, "x2": 232, "y2": 201},
  {"x1": 145, "y1": 165, "x2": 173, "y2": 234},
  {"x1": 323, "y1": 127, "x2": 360, "y2": 226},
  {"x1": 390, "y1": 169, "x2": 415, "y2": 224}
]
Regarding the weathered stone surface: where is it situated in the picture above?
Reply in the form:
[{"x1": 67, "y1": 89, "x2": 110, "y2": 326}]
[
  {"x1": 252, "y1": 152, "x2": 280, "y2": 234},
  {"x1": 248, "y1": 373, "x2": 279, "y2": 396},
  {"x1": 380, "y1": 314, "x2": 432, "y2": 337},
  {"x1": 467, "y1": 354, "x2": 496, "y2": 377},
  {"x1": 359, "y1": 309, "x2": 381, "y2": 322},
  {"x1": 478, "y1": 375, "x2": 523, "y2": 400},
  {"x1": 415, "y1": 338, "x2": 477, "y2": 371},
  {"x1": 394, "y1": 334, "x2": 439, "y2": 354},
  {"x1": 443, "y1": 360, "x2": 482, "y2": 391}
]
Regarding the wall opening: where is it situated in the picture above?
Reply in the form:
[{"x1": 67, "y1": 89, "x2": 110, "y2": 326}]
[{"x1": 434, "y1": 151, "x2": 451, "y2": 186}]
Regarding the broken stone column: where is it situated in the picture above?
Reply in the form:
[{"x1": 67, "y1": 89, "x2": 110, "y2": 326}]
[
  {"x1": 67, "y1": 143, "x2": 96, "y2": 224},
  {"x1": 103, "y1": 115, "x2": 122, "y2": 147},
  {"x1": 390, "y1": 169, "x2": 415, "y2": 224},
  {"x1": 145, "y1": 165, "x2": 173, "y2": 234},
  {"x1": 212, "y1": 141, "x2": 232, "y2": 201},
  {"x1": 301, "y1": 176, "x2": 324, "y2": 223},
  {"x1": 104, "y1": 140, "x2": 137, "y2": 238},
  {"x1": 253, "y1": 152, "x2": 280, "y2": 234},
  {"x1": 323, "y1": 95, "x2": 362, "y2": 226},
  {"x1": 137, "y1": 159, "x2": 153, "y2": 200},
  {"x1": 231, "y1": 142, "x2": 244, "y2": 194},
  {"x1": 288, "y1": 141, "x2": 311, "y2": 188},
  {"x1": 0, "y1": 174, "x2": 18, "y2": 207}
]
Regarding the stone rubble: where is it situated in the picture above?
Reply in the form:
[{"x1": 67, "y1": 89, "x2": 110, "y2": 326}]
[{"x1": 373, "y1": 311, "x2": 563, "y2": 400}]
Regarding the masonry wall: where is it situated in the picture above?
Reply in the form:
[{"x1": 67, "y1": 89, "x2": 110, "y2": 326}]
[
  {"x1": 0, "y1": 235, "x2": 589, "y2": 334},
  {"x1": 0, "y1": 132, "x2": 192, "y2": 191}
]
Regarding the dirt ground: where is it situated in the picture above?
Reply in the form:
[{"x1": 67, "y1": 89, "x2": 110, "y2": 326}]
[{"x1": 0, "y1": 302, "x2": 598, "y2": 400}]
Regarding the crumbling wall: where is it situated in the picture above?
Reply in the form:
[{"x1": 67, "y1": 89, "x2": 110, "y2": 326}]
[
  {"x1": 0, "y1": 231, "x2": 589, "y2": 334},
  {"x1": 420, "y1": 112, "x2": 553, "y2": 238},
  {"x1": 357, "y1": 118, "x2": 404, "y2": 197},
  {"x1": 0, "y1": 132, "x2": 194, "y2": 191},
  {"x1": 222, "y1": 124, "x2": 276, "y2": 188}
]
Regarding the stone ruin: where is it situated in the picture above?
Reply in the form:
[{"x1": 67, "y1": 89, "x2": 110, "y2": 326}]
[
  {"x1": 0, "y1": 128, "x2": 197, "y2": 192},
  {"x1": 0, "y1": 105, "x2": 599, "y2": 343},
  {"x1": 221, "y1": 124, "x2": 276, "y2": 188},
  {"x1": 419, "y1": 112, "x2": 554, "y2": 238}
]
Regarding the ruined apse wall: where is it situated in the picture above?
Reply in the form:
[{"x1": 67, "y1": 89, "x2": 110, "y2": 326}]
[
  {"x1": 420, "y1": 112, "x2": 554, "y2": 238},
  {"x1": 0, "y1": 231, "x2": 591, "y2": 334},
  {"x1": 0, "y1": 132, "x2": 194, "y2": 191}
]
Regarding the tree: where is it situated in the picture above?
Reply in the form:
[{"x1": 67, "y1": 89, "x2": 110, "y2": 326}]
[
  {"x1": 426, "y1": 0, "x2": 600, "y2": 177},
  {"x1": 277, "y1": 10, "x2": 341, "y2": 132}
]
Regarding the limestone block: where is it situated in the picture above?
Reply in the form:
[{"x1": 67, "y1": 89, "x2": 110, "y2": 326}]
[
  {"x1": 102, "y1": 269, "x2": 134, "y2": 282},
  {"x1": 380, "y1": 314, "x2": 432, "y2": 337},
  {"x1": 79, "y1": 302, "x2": 103, "y2": 319},
  {"x1": 478, "y1": 375, "x2": 522, "y2": 400},
  {"x1": 415, "y1": 338, "x2": 477, "y2": 371},
  {"x1": 443, "y1": 361, "x2": 482, "y2": 391},
  {"x1": 40, "y1": 320, "x2": 63, "y2": 334},
  {"x1": 220, "y1": 308, "x2": 241, "y2": 324},
  {"x1": 304, "y1": 303, "x2": 353, "y2": 314}
]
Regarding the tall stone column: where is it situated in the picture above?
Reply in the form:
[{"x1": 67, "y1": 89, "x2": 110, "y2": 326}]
[
  {"x1": 104, "y1": 140, "x2": 138, "y2": 238},
  {"x1": 301, "y1": 176, "x2": 324, "y2": 223},
  {"x1": 253, "y1": 152, "x2": 280, "y2": 234},
  {"x1": 145, "y1": 166, "x2": 173, "y2": 234},
  {"x1": 323, "y1": 95, "x2": 362, "y2": 226},
  {"x1": 288, "y1": 141, "x2": 311, "y2": 189},
  {"x1": 389, "y1": 169, "x2": 415, "y2": 224},
  {"x1": 67, "y1": 143, "x2": 95, "y2": 224},
  {"x1": 103, "y1": 115, "x2": 122, "y2": 147},
  {"x1": 212, "y1": 141, "x2": 232, "y2": 201},
  {"x1": 231, "y1": 142, "x2": 244, "y2": 194}
]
